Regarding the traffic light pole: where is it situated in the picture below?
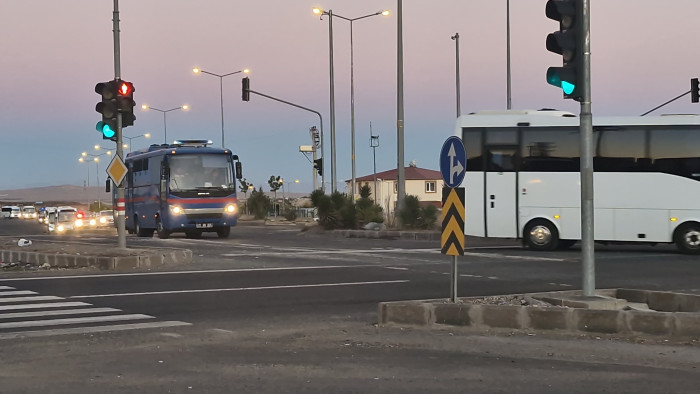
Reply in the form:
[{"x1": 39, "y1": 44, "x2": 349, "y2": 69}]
[
  {"x1": 579, "y1": 0, "x2": 594, "y2": 296},
  {"x1": 112, "y1": 0, "x2": 126, "y2": 249},
  {"x1": 246, "y1": 88, "x2": 325, "y2": 193}
]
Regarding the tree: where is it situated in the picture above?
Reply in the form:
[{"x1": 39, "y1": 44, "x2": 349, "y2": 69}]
[
  {"x1": 238, "y1": 178, "x2": 252, "y2": 198},
  {"x1": 268, "y1": 176, "x2": 283, "y2": 216},
  {"x1": 355, "y1": 184, "x2": 384, "y2": 226}
]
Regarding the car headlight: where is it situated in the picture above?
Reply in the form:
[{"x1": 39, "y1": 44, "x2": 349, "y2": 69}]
[
  {"x1": 57, "y1": 225, "x2": 65, "y2": 232},
  {"x1": 89, "y1": 219, "x2": 97, "y2": 226},
  {"x1": 170, "y1": 205, "x2": 184, "y2": 215},
  {"x1": 75, "y1": 219, "x2": 83, "y2": 227},
  {"x1": 99, "y1": 217, "x2": 107, "y2": 224},
  {"x1": 225, "y1": 204, "x2": 237, "y2": 214}
]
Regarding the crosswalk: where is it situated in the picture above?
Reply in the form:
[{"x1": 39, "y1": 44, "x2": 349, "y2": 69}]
[{"x1": 0, "y1": 285, "x2": 190, "y2": 339}]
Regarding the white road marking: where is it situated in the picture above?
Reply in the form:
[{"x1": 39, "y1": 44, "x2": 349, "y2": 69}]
[
  {"x1": 0, "y1": 286, "x2": 16, "y2": 290},
  {"x1": 0, "y1": 307, "x2": 120, "y2": 320},
  {"x1": 0, "y1": 321, "x2": 191, "y2": 340},
  {"x1": 0, "y1": 296, "x2": 63, "y2": 303},
  {"x1": 0, "y1": 302, "x2": 91, "y2": 311},
  {"x1": 68, "y1": 280, "x2": 410, "y2": 299},
  {"x1": 0, "y1": 314, "x2": 154, "y2": 329},
  {"x1": 0, "y1": 290, "x2": 37, "y2": 296}
]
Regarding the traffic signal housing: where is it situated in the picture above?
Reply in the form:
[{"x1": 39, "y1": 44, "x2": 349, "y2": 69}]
[
  {"x1": 313, "y1": 158, "x2": 323, "y2": 177},
  {"x1": 95, "y1": 80, "x2": 118, "y2": 141},
  {"x1": 692, "y1": 78, "x2": 699, "y2": 103},
  {"x1": 116, "y1": 80, "x2": 136, "y2": 127},
  {"x1": 242, "y1": 77, "x2": 250, "y2": 101},
  {"x1": 545, "y1": 0, "x2": 583, "y2": 101}
]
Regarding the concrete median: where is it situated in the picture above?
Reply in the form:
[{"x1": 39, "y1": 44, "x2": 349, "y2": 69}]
[{"x1": 379, "y1": 289, "x2": 700, "y2": 338}]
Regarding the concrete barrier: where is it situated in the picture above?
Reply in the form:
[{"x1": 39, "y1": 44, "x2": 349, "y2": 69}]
[{"x1": 379, "y1": 289, "x2": 700, "y2": 338}]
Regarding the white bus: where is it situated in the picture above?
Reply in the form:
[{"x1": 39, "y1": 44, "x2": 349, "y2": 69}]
[{"x1": 455, "y1": 109, "x2": 700, "y2": 254}]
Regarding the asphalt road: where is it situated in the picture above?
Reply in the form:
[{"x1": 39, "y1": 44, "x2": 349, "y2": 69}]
[{"x1": 0, "y1": 218, "x2": 699, "y2": 393}]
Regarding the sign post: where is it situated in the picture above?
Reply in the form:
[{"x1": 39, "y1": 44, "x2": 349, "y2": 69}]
[{"x1": 439, "y1": 136, "x2": 466, "y2": 303}]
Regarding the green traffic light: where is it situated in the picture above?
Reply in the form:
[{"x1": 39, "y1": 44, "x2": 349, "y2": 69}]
[
  {"x1": 546, "y1": 67, "x2": 576, "y2": 95},
  {"x1": 96, "y1": 121, "x2": 115, "y2": 139}
]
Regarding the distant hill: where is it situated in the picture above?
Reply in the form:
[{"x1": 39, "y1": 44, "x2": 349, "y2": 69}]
[{"x1": 0, "y1": 185, "x2": 111, "y2": 207}]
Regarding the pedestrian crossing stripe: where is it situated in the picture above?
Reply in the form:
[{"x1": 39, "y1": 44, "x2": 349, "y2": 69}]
[
  {"x1": 0, "y1": 286, "x2": 190, "y2": 339},
  {"x1": 441, "y1": 187, "x2": 465, "y2": 256}
]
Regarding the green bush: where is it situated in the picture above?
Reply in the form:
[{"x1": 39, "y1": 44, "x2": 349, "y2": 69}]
[
  {"x1": 247, "y1": 187, "x2": 272, "y2": 219},
  {"x1": 398, "y1": 194, "x2": 438, "y2": 229},
  {"x1": 310, "y1": 188, "x2": 384, "y2": 230}
]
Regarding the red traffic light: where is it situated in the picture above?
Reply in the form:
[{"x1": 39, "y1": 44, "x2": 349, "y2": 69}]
[{"x1": 117, "y1": 81, "x2": 134, "y2": 96}]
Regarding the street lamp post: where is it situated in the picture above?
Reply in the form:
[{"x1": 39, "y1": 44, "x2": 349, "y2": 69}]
[
  {"x1": 451, "y1": 33, "x2": 461, "y2": 118},
  {"x1": 141, "y1": 105, "x2": 188, "y2": 144},
  {"x1": 79, "y1": 151, "x2": 111, "y2": 211},
  {"x1": 122, "y1": 132, "x2": 151, "y2": 152},
  {"x1": 192, "y1": 67, "x2": 249, "y2": 148},
  {"x1": 313, "y1": 7, "x2": 389, "y2": 197}
]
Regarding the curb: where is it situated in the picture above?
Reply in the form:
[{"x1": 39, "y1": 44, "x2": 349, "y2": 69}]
[
  {"x1": 0, "y1": 248, "x2": 193, "y2": 270},
  {"x1": 378, "y1": 289, "x2": 700, "y2": 337},
  {"x1": 330, "y1": 230, "x2": 441, "y2": 240}
]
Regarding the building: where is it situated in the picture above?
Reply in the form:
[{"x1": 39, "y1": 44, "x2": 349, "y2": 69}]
[{"x1": 346, "y1": 162, "x2": 444, "y2": 219}]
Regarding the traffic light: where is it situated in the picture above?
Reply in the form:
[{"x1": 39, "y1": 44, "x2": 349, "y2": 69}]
[
  {"x1": 116, "y1": 80, "x2": 136, "y2": 127},
  {"x1": 545, "y1": 0, "x2": 583, "y2": 101},
  {"x1": 313, "y1": 158, "x2": 323, "y2": 177},
  {"x1": 242, "y1": 77, "x2": 250, "y2": 101},
  {"x1": 95, "y1": 80, "x2": 118, "y2": 141},
  {"x1": 692, "y1": 78, "x2": 700, "y2": 103}
]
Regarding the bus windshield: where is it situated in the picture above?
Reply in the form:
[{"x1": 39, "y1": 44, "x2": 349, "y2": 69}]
[{"x1": 169, "y1": 154, "x2": 234, "y2": 192}]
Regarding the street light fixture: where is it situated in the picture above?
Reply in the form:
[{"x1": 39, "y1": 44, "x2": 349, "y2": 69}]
[
  {"x1": 122, "y1": 132, "x2": 151, "y2": 152},
  {"x1": 141, "y1": 104, "x2": 189, "y2": 144},
  {"x1": 192, "y1": 66, "x2": 250, "y2": 148},
  {"x1": 313, "y1": 7, "x2": 390, "y2": 198}
]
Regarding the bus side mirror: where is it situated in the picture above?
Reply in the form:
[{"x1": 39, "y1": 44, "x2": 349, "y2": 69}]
[{"x1": 235, "y1": 162, "x2": 243, "y2": 179}]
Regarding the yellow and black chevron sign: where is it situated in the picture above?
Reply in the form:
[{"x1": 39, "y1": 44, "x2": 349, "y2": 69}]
[{"x1": 441, "y1": 187, "x2": 465, "y2": 256}]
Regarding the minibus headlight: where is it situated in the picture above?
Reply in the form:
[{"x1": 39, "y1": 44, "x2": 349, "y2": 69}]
[
  {"x1": 99, "y1": 217, "x2": 107, "y2": 224},
  {"x1": 75, "y1": 219, "x2": 83, "y2": 227},
  {"x1": 170, "y1": 205, "x2": 184, "y2": 215},
  {"x1": 89, "y1": 219, "x2": 97, "y2": 226},
  {"x1": 57, "y1": 225, "x2": 65, "y2": 232}
]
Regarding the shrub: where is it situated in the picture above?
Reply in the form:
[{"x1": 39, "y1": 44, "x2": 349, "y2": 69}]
[
  {"x1": 398, "y1": 194, "x2": 438, "y2": 229},
  {"x1": 247, "y1": 187, "x2": 272, "y2": 219}
]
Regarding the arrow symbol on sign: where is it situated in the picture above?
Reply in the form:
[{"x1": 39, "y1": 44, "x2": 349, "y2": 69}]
[{"x1": 448, "y1": 143, "x2": 464, "y2": 185}]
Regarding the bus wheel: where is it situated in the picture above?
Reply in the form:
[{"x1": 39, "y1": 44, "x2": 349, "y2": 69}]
[
  {"x1": 185, "y1": 230, "x2": 202, "y2": 239},
  {"x1": 216, "y1": 226, "x2": 231, "y2": 239},
  {"x1": 156, "y1": 220, "x2": 171, "y2": 239},
  {"x1": 674, "y1": 223, "x2": 700, "y2": 254},
  {"x1": 136, "y1": 219, "x2": 154, "y2": 238},
  {"x1": 524, "y1": 219, "x2": 559, "y2": 251}
]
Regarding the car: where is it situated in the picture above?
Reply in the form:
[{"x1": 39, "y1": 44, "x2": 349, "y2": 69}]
[
  {"x1": 97, "y1": 210, "x2": 115, "y2": 227},
  {"x1": 47, "y1": 206, "x2": 81, "y2": 234}
]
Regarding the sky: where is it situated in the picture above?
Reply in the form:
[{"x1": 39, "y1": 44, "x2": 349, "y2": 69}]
[{"x1": 1, "y1": 0, "x2": 699, "y2": 192}]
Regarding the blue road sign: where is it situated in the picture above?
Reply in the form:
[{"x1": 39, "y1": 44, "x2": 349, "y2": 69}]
[{"x1": 440, "y1": 136, "x2": 466, "y2": 188}]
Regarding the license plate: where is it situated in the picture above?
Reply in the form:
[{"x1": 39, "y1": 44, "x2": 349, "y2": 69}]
[{"x1": 195, "y1": 223, "x2": 213, "y2": 228}]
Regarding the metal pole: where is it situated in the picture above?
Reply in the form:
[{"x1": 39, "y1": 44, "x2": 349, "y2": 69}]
[
  {"x1": 328, "y1": 10, "x2": 337, "y2": 192},
  {"x1": 219, "y1": 76, "x2": 225, "y2": 148},
  {"x1": 112, "y1": 0, "x2": 126, "y2": 249},
  {"x1": 163, "y1": 111, "x2": 167, "y2": 144},
  {"x1": 580, "y1": 0, "x2": 595, "y2": 296},
  {"x1": 396, "y1": 0, "x2": 406, "y2": 226},
  {"x1": 506, "y1": 0, "x2": 512, "y2": 110},
  {"x1": 450, "y1": 255, "x2": 458, "y2": 303},
  {"x1": 370, "y1": 122, "x2": 378, "y2": 201},
  {"x1": 451, "y1": 33, "x2": 460, "y2": 118},
  {"x1": 350, "y1": 20, "x2": 357, "y2": 200}
]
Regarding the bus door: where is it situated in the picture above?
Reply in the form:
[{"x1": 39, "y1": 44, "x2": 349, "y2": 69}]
[{"x1": 484, "y1": 145, "x2": 518, "y2": 238}]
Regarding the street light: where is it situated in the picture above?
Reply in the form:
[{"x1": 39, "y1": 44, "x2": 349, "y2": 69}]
[
  {"x1": 141, "y1": 104, "x2": 189, "y2": 144},
  {"x1": 122, "y1": 132, "x2": 151, "y2": 152},
  {"x1": 192, "y1": 66, "x2": 250, "y2": 148},
  {"x1": 313, "y1": 7, "x2": 390, "y2": 198},
  {"x1": 79, "y1": 152, "x2": 110, "y2": 211}
]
